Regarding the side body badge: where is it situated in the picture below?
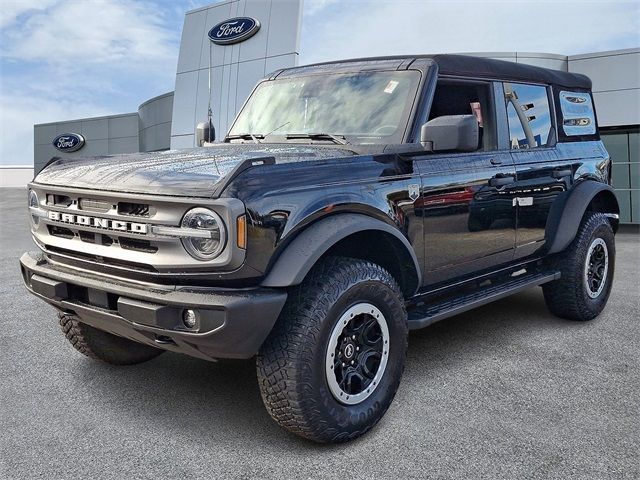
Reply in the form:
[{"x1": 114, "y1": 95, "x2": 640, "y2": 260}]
[{"x1": 408, "y1": 184, "x2": 420, "y2": 202}]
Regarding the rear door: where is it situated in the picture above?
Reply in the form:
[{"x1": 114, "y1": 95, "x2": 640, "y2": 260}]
[{"x1": 501, "y1": 82, "x2": 575, "y2": 259}]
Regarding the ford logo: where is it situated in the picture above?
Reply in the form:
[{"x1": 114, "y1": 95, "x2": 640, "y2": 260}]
[
  {"x1": 208, "y1": 17, "x2": 260, "y2": 45},
  {"x1": 52, "y1": 133, "x2": 85, "y2": 152}
]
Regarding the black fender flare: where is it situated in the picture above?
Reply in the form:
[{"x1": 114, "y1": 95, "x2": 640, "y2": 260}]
[
  {"x1": 545, "y1": 181, "x2": 619, "y2": 254},
  {"x1": 261, "y1": 213, "x2": 421, "y2": 294}
]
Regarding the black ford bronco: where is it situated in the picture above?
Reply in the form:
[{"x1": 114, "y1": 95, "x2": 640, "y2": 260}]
[{"x1": 21, "y1": 55, "x2": 619, "y2": 443}]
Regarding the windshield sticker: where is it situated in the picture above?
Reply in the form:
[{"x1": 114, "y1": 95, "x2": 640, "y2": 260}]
[{"x1": 384, "y1": 81, "x2": 399, "y2": 94}]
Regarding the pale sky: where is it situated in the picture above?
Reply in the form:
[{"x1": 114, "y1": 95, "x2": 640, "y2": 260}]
[{"x1": 0, "y1": 0, "x2": 638, "y2": 165}]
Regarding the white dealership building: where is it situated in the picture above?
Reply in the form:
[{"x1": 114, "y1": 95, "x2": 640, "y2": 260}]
[{"x1": 24, "y1": 0, "x2": 640, "y2": 224}]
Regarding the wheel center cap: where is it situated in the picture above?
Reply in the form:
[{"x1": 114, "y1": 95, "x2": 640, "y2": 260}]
[{"x1": 343, "y1": 343, "x2": 355, "y2": 359}]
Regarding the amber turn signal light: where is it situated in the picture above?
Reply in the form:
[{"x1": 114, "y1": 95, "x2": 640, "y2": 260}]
[{"x1": 236, "y1": 215, "x2": 247, "y2": 249}]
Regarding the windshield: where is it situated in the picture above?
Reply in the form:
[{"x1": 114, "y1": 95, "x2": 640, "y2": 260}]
[{"x1": 228, "y1": 70, "x2": 421, "y2": 144}]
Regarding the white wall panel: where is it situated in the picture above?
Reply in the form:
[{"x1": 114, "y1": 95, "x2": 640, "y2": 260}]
[
  {"x1": 235, "y1": 0, "x2": 271, "y2": 62},
  {"x1": 55, "y1": 122, "x2": 82, "y2": 136},
  {"x1": 171, "y1": 71, "x2": 199, "y2": 137},
  {"x1": 516, "y1": 56, "x2": 567, "y2": 72},
  {"x1": 34, "y1": 113, "x2": 139, "y2": 173},
  {"x1": 108, "y1": 115, "x2": 138, "y2": 138},
  {"x1": 138, "y1": 92, "x2": 174, "y2": 151},
  {"x1": 81, "y1": 119, "x2": 109, "y2": 140},
  {"x1": 177, "y1": 10, "x2": 208, "y2": 74},
  {"x1": 569, "y1": 49, "x2": 640, "y2": 92},
  {"x1": 593, "y1": 90, "x2": 640, "y2": 127},
  {"x1": 108, "y1": 137, "x2": 139, "y2": 155},
  {"x1": 266, "y1": 0, "x2": 303, "y2": 58},
  {"x1": 33, "y1": 124, "x2": 57, "y2": 146}
]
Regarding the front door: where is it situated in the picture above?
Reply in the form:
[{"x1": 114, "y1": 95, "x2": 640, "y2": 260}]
[
  {"x1": 412, "y1": 76, "x2": 518, "y2": 285},
  {"x1": 414, "y1": 150, "x2": 516, "y2": 285}
]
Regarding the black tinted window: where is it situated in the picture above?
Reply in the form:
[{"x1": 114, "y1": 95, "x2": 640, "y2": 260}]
[
  {"x1": 504, "y1": 83, "x2": 552, "y2": 149},
  {"x1": 429, "y1": 80, "x2": 495, "y2": 151}
]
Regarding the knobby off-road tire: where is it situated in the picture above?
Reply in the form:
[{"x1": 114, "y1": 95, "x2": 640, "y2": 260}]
[
  {"x1": 543, "y1": 212, "x2": 615, "y2": 321},
  {"x1": 257, "y1": 257, "x2": 408, "y2": 443},
  {"x1": 59, "y1": 313, "x2": 164, "y2": 365}
]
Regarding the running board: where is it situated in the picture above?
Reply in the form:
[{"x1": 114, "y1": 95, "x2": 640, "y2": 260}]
[{"x1": 407, "y1": 271, "x2": 560, "y2": 330}]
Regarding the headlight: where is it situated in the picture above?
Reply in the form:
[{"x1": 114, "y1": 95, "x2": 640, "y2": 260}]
[
  {"x1": 180, "y1": 208, "x2": 227, "y2": 260},
  {"x1": 28, "y1": 190, "x2": 40, "y2": 228}
]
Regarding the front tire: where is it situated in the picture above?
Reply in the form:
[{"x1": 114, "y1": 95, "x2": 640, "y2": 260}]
[
  {"x1": 256, "y1": 257, "x2": 408, "y2": 443},
  {"x1": 59, "y1": 313, "x2": 164, "y2": 365},
  {"x1": 543, "y1": 212, "x2": 615, "y2": 321}
]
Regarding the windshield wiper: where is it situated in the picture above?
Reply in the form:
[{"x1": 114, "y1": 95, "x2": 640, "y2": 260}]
[
  {"x1": 225, "y1": 133, "x2": 264, "y2": 144},
  {"x1": 285, "y1": 133, "x2": 349, "y2": 145},
  {"x1": 264, "y1": 121, "x2": 291, "y2": 138}
]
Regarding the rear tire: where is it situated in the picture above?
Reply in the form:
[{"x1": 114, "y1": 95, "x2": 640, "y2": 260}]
[
  {"x1": 543, "y1": 212, "x2": 615, "y2": 321},
  {"x1": 59, "y1": 313, "x2": 164, "y2": 365},
  {"x1": 256, "y1": 257, "x2": 408, "y2": 443}
]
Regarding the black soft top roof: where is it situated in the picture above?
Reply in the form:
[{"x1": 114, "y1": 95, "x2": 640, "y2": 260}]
[
  {"x1": 277, "y1": 54, "x2": 592, "y2": 90},
  {"x1": 431, "y1": 54, "x2": 590, "y2": 89}
]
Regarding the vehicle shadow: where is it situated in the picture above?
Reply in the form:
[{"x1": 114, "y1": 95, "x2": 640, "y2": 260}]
[{"x1": 78, "y1": 286, "x2": 562, "y2": 451}]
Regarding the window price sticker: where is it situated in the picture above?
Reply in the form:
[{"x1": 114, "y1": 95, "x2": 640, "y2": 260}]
[{"x1": 384, "y1": 81, "x2": 399, "y2": 94}]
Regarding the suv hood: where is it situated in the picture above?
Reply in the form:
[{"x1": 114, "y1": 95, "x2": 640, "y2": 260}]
[{"x1": 34, "y1": 144, "x2": 359, "y2": 197}]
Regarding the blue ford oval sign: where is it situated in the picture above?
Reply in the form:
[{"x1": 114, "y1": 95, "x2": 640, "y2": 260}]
[
  {"x1": 52, "y1": 133, "x2": 85, "y2": 152},
  {"x1": 208, "y1": 17, "x2": 260, "y2": 45}
]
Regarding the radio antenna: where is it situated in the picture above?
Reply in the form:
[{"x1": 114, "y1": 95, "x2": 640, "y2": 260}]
[
  {"x1": 207, "y1": 39, "x2": 219, "y2": 174},
  {"x1": 207, "y1": 39, "x2": 213, "y2": 144}
]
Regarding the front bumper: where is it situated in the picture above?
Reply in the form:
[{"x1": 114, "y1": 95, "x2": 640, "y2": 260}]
[{"x1": 20, "y1": 251, "x2": 287, "y2": 360}]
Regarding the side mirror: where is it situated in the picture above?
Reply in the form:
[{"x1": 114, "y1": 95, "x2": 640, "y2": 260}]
[
  {"x1": 196, "y1": 120, "x2": 215, "y2": 146},
  {"x1": 420, "y1": 114, "x2": 479, "y2": 152}
]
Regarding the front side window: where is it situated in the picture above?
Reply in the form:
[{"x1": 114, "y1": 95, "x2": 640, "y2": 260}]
[
  {"x1": 504, "y1": 83, "x2": 553, "y2": 149},
  {"x1": 229, "y1": 70, "x2": 421, "y2": 144},
  {"x1": 429, "y1": 80, "x2": 496, "y2": 151}
]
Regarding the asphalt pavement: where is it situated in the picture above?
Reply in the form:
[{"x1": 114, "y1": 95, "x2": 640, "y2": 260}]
[{"x1": 1, "y1": 187, "x2": 638, "y2": 479}]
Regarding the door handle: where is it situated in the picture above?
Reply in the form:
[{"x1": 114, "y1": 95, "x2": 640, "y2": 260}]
[
  {"x1": 490, "y1": 158, "x2": 502, "y2": 166},
  {"x1": 489, "y1": 175, "x2": 515, "y2": 187},
  {"x1": 552, "y1": 168, "x2": 572, "y2": 178}
]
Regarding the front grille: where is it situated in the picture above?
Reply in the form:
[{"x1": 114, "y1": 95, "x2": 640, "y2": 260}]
[
  {"x1": 46, "y1": 194, "x2": 72, "y2": 207},
  {"x1": 30, "y1": 184, "x2": 240, "y2": 277},
  {"x1": 119, "y1": 237, "x2": 158, "y2": 253},
  {"x1": 118, "y1": 202, "x2": 150, "y2": 217},
  {"x1": 79, "y1": 198, "x2": 111, "y2": 213},
  {"x1": 48, "y1": 225, "x2": 74, "y2": 239},
  {"x1": 46, "y1": 245, "x2": 158, "y2": 273},
  {"x1": 79, "y1": 231, "x2": 114, "y2": 246}
]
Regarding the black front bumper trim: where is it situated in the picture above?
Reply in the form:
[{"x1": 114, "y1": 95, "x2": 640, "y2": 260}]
[{"x1": 20, "y1": 251, "x2": 287, "y2": 360}]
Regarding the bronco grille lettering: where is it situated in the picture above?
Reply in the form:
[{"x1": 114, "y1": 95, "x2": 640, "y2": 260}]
[{"x1": 47, "y1": 210, "x2": 148, "y2": 234}]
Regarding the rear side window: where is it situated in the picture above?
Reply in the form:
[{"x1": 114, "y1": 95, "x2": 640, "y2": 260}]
[
  {"x1": 559, "y1": 91, "x2": 596, "y2": 136},
  {"x1": 504, "y1": 83, "x2": 553, "y2": 149}
]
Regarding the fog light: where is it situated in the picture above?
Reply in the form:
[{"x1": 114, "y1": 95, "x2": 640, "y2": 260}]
[{"x1": 182, "y1": 309, "x2": 198, "y2": 329}]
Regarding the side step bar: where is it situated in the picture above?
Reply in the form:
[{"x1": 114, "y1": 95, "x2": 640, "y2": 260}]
[{"x1": 407, "y1": 271, "x2": 560, "y2": 331}]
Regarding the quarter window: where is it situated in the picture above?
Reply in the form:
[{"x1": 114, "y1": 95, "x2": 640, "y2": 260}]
[
  {"x1": 504, "y1": 83, "x2": 553, "y2": 149},
  {"x1": 559, "y1": 91, "x2": 596, "y2": 136}
]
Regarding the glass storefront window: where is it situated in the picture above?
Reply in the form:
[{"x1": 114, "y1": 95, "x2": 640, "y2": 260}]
[{"x1": 601, "y1": 131, "x2": 639, "y2": 224}]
